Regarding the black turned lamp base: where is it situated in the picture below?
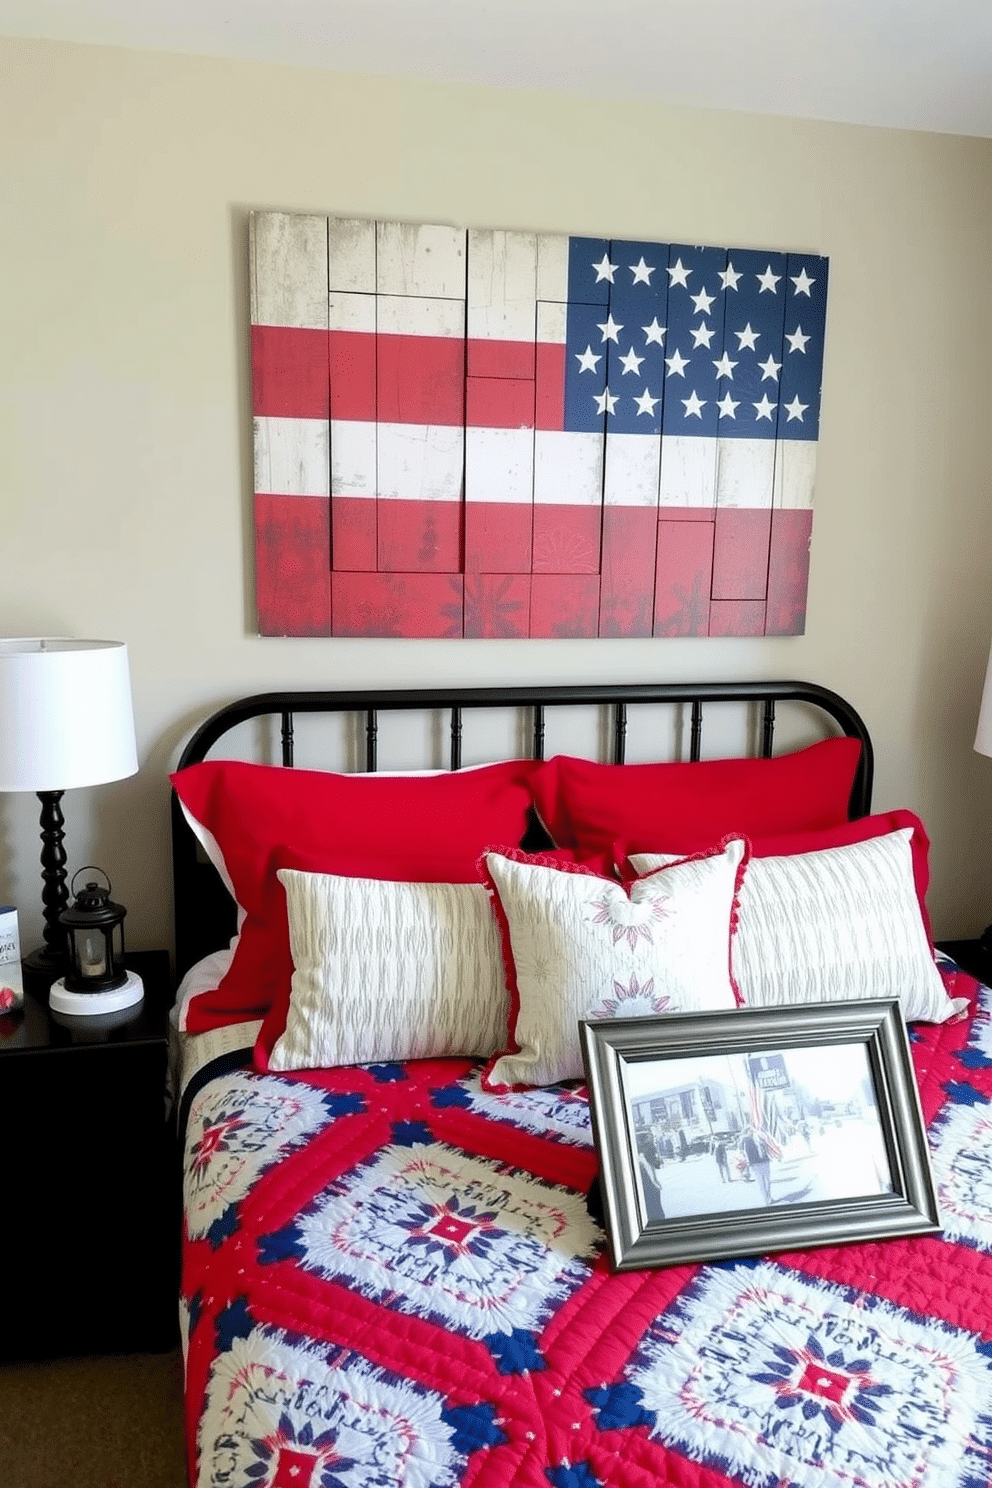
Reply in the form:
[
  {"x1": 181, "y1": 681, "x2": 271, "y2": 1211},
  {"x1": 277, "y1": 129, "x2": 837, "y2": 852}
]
[
  {"x1": 22, "y1": 789, "x2": 70, "y2": 997},
  {"x1": 22, "y1": 944, "x2": 68, "y2": 976}
]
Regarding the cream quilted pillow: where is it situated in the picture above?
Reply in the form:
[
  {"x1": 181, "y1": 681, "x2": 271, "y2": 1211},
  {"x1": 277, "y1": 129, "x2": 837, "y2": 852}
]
[
  {"x1": 482, "y1": 840, "x2": 746, "y2": 1090},
  {"x1": 630, "y1": 828, "x2": 960, "y2": 1023},
  {"x1": 269, "y1": 870, "x2": 508, "y2": 1070}
]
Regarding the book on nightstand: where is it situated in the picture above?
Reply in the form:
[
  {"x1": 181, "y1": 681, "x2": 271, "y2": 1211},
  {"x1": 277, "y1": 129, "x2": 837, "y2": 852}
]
[{"x1": 0, "y1": 907, "x2": 24, "y2": 1012}]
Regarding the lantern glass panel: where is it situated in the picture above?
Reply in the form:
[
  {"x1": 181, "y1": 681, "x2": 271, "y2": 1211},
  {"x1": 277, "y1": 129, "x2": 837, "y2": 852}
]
[{"x1": 76, "y1": 928, "x2": 108, "y2": 980}]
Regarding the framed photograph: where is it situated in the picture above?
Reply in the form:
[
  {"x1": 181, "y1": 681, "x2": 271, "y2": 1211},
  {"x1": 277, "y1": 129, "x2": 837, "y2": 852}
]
[{"x1": 579, "y1": 998, "x2": 941, "y2": 1271}]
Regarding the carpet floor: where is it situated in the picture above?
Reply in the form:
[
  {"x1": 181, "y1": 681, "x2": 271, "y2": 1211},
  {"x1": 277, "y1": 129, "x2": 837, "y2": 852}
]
[{"x1": 0, "y1": 1347, "x2": 187, "y2": 1487}]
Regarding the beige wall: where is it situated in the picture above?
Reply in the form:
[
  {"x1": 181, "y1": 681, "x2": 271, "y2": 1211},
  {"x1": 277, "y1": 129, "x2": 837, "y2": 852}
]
[{"x1": 1, "y1": 34, "x2": 991, "y2": 958}]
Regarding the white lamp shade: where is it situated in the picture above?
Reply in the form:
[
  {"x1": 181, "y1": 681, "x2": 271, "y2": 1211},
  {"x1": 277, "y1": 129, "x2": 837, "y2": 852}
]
[
  {"x1": 0, "y1": 639, "x2": 138, "y2": 792},
  {"x1": 977, "y1": 645, "x2": 992, "y2": 759}
]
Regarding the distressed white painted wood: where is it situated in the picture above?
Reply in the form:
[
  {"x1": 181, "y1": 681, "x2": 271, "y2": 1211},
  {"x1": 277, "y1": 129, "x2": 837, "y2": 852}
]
[
  {"x1": 466, "y1": 426, "x2": 535, "y2": 503},
  {"x1": 376, "y1": 221, "x2": 466, "y2": 299},
  {"x1": 254, "y1": 416, "x2": 330, "y2": 496},
  {"x1": 376, "y1": 294, "x2": 465, "y2": 339},
  {"x1": 250, "y1": 212, "x2": 328, "y2": 329},
  {"x1": 329, "y1": 292, "x2": 375, "y2": 496},
  {"x1": 604, "y1": 433, "x2": 662, "y2": 507},
  {"x1": 658, "y1": 434, "x2": 718, "y2": 509},
  {"x1": 534, "y1": 430, "x2": 604, "y2": 504},
  {"x1": 536, "y1": 300, "x2": 568, "y2": 345},
  {"x1": 328, "y1": 217, "x2": 376, "y2": 294},
  {"x1": 715, "y1": 438, "x2": 776, "y2": 508},
  {"x1": 536, "y1": 233, "x2": 570, "y2": 302},
  {"x1": 773, "y1": 441, "x2": 818, "y2": 509},
  {"x1": 467, "y1": 230, "x2": 538, "y2": 344},
  {"x1": 376, "y1": 422, "x2": 464, "y2": 501},
  {"x1": 330, "y1": 422, "x2": 377, "y2": 497},
  {"x1": 329, "y1": 290, "x2": 375, "y2": 335}
]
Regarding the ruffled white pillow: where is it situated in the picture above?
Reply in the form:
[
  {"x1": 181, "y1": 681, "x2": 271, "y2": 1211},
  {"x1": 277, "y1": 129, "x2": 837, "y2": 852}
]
[
  {"x1": 482, "y1": 839, "x2": 747, "y2": 1090},
  {"x1": 630, "y1": 828, "x2": 961, "y2": 1023}
]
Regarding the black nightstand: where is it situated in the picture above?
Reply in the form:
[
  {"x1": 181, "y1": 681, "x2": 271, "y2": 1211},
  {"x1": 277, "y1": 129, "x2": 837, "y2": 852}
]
[
  {"x1": 0, "y1": 949, "x2": 178, "y2": 1360},
  {"x1": 936, "y1": 936, "x2": 992, "y2": 987}
]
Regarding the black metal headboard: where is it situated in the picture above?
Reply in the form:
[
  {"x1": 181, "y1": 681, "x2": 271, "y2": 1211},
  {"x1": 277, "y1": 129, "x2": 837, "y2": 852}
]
[{"x1": 171, "y1": 679, "x2": 873, "y2": 979}]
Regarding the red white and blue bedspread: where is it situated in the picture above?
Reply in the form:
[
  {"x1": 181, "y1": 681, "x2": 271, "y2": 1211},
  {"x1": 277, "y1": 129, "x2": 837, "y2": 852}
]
[{"x1": 181, "y1": 964, "x2": 992, "y2": 1488}]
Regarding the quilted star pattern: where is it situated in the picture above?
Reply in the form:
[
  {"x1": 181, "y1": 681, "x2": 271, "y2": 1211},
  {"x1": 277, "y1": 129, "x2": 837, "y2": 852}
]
[
  {"x1": 929, "y1": 1101, "x2": 992, "y2": 1253},
  {"x1": 185, "y1": 1071, "x2": 351, "y2": 1242},
  {"x1": 182, "y1": 971, "x2": 992, "y2": 1488},
  {"x1": 261, "y1": 1140, "x2": 599, "y2": 1340},
  {"x1": 199, "y1": 1327, "x2": 499, "y2": 1487},
  {"x1": 625, "y1": 1261, "x2": 992, "y2": 1488},
  {"x1": 435, "y1": 1070, "x2": 595, "y2": 1147},
  {"x1": 958, "y1": 976, "x2": 992, "y2": 1070}
]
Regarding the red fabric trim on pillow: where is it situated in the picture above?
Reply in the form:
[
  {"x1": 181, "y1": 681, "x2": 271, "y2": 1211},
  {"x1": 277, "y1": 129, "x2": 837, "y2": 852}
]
[
  {"x1": 171, "y1": 757, "x2": 540, "y2": 1033},
  {"x1": 530, "y1": 736, "x2": 861, "y2": 857},
  {"x1": 633, "y1": 835, "x2": 751, "y2": 1009},
  {"x1": 617, "y1": 809, "x2": 935, "y2": 946},
  {"x1": 478, "y1": 837, "x2": 749, "y2": 1094},
  {"x1": 476, "y1": 847, "x2": 613, "y2": 1086}
]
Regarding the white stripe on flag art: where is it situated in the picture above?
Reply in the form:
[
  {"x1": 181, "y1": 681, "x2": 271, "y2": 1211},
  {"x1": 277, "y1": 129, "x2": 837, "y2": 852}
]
[{"x1": 250, "y1": 212, "x2": 828, "y2": 638}]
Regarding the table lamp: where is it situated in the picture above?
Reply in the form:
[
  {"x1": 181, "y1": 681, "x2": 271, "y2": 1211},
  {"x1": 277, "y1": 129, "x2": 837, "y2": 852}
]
[
  {"x1": 0, "y1": 638, "x2": 139, "y2": 989},
  {"x1": 976, "y1": 646, "x2": 992, "y2": 761},
  {"x1": 975, "y1": 642, "x2": 992, "y2": 959}
]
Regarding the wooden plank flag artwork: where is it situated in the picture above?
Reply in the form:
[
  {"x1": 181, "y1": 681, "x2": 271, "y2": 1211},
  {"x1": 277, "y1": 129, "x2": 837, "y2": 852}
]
[{"x1": 250, "y1": 212, "x2": 828, "y2": 637}]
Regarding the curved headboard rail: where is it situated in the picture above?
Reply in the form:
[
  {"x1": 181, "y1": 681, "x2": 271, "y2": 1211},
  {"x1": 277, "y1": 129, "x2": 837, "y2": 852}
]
[{"x1": 171, "y1": 678, "x2": 873, "y2": 977}]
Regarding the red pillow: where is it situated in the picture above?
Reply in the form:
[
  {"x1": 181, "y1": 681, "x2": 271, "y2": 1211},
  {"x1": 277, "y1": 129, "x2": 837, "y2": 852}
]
[
  {"x1": 171, "y1": 758, "x2": 540, "y2": 1032},
  {"x1": 617, "y1": 808, "x2": 935, "y2": 946},
  {"x1": 530, "y1": 736, "x2": 862, "y2": 858}
]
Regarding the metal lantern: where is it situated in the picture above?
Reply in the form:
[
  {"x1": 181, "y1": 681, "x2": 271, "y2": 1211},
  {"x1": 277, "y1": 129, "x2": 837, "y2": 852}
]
[{"x1": 59, "y1": 868, "x2": 128, "y2": 994}]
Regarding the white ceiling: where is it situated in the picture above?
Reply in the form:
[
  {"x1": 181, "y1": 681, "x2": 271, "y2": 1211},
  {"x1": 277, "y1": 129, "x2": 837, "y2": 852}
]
[{"x1": 3, "y1": 0, "x2": 992, "y2": 139}]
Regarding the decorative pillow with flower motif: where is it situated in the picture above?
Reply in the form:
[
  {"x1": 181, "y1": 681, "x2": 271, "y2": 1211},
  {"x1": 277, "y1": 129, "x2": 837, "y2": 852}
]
[{"x1": 481, "y1": 839, "x2": 747, "y2": 1090}]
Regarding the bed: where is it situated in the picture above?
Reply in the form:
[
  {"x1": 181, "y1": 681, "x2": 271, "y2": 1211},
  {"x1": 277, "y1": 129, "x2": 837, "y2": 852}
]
[{"x1": 171, "y1": 679, "x2": 992, "y2": 1488}]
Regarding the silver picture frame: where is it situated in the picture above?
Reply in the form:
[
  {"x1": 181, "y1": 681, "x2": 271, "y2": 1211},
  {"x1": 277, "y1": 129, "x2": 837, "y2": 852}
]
[{"x1": 579, "y1": 998, "x2": 941, "y2": 1271}]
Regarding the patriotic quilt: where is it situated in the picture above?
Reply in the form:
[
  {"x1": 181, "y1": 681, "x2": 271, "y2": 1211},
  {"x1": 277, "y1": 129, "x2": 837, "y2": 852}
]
[
  {"x1": 180, "y1": 961, "x2": 992, "y2": 1488},
  {"x1": 250, "y1": 212, "x2": 826, "y2": 640}
]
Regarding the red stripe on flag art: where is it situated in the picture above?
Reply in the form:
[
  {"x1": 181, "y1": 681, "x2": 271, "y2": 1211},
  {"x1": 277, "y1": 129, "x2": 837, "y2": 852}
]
[{"x1": 249, "y1": 212, "x2": 829, "y2": 637}]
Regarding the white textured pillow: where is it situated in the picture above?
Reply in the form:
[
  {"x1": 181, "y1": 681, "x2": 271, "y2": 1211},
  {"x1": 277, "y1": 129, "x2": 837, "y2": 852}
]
[
  {"x1": 482, "y1": 840, "x2": 745, "y2": 1090},
  {"x1": 269, "y1": 870, "x2": 508, "y2": 1071},
  {"x1": 630, "y1": 828, "x2": 960, "y2": 1023}
]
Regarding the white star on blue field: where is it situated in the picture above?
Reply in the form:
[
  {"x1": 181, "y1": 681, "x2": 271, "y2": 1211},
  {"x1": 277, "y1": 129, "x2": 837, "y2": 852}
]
[{"x1": 562, "y1": 236, "x2": 827, "y2": 441}]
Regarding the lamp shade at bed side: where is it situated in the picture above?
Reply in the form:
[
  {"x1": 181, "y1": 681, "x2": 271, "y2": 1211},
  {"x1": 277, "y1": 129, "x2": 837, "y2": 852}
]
[
  {"x1": 0, "y1": 639, "x2": 138, "y2": 791},
  {"x1": 973, "y1": 640, "x2": 992, "y2": 971},
  {"x1": 0, "y1": 639, "x2": 138, "y2": 980},
  {"x1": 975, "y1": 643, "x2": 992, "y2": 759}
]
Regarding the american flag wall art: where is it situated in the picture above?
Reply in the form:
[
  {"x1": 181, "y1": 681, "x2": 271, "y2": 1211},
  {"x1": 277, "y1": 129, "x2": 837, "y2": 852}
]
[{"x1": 250, "y1": 212, "x2": 828, "y2": 638}]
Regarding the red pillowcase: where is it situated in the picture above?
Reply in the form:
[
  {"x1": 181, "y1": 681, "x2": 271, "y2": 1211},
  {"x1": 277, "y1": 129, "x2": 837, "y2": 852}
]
[
  {"x1": 530, "y1": 736, "x2": 862, "y2": 858},
  {"x1": 617, "y1": 808, "x2": 936, "y2": 945},
  {"x1": 171, "y1": 758, "x2": 541, "y2": 1032}
]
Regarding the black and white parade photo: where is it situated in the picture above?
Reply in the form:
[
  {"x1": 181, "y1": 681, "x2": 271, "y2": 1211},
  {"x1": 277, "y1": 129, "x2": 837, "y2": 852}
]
[
  {"x1": 626, "y1": 1041, "x2": 892, "y2": 1222},
  {"x1": 580, "y1": 1001, "x2": 942, "y2": 1271}
]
